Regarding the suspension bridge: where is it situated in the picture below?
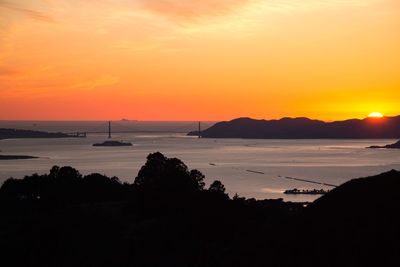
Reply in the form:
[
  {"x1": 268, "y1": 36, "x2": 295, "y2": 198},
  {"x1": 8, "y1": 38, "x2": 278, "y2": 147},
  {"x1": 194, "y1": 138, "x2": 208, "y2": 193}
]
[
  {"x1": 61, "y1": 121, "x2": 205, "y2": 139},
  {"x1": 26, "y1": 120, "x2": 337, "y2": 188}
]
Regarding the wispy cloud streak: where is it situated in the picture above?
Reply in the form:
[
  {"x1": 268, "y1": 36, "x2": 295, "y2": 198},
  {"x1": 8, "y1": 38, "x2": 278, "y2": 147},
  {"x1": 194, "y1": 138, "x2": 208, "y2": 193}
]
[
  {"x1": 0, "y1": 1, "x2": 55, "y2": 22},
  {"x1": 138, "y1": 0, "x2": 253, "y2": 20}
]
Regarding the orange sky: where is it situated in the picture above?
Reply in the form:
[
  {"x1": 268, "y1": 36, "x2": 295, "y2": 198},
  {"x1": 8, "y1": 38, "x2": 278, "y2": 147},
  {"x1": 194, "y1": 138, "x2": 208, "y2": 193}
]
[{"x1": 0, "y1": 0, "x2": 399, "y2": 121}]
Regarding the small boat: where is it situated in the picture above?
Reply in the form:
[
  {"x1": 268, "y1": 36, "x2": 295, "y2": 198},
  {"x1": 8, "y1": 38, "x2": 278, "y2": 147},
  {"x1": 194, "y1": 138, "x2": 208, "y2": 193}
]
[{"x1": 93, "y1": 141, "x2": 132, "y2": 147}]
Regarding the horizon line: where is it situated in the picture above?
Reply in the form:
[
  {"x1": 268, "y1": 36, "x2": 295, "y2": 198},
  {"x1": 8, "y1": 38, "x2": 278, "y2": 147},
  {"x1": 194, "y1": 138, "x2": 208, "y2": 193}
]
[{"x1": 1, "y1": 115, "x2": 399, "y2": 123}]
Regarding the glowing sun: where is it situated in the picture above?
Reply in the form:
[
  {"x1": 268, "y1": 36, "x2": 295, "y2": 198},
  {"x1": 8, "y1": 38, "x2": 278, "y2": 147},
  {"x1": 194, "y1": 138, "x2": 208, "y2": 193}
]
[{"x1": 368, "y1": 112, "x2": 384, "y2": 118}]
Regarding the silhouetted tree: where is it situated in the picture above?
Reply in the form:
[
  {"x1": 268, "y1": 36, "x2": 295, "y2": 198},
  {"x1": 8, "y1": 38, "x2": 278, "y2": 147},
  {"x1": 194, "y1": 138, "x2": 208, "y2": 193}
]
[
  {"x1": 0, "y1": 166, "x2": 126, "y2": 204},
  {"x1": 81, "y1": 173, "x2": 123, "y2": 202},
  {"x1": 49, "y1": 165, "x2": 60, "y2": 178},
  {"x1": 189, "y1": 169, "x2": 206, "y2": 190},
  {"x1": 134, "y1": 152, "x2": 205, "y2": 194},
  {"x1": 0, "y1": 177, "x2": 21, "y2": 200},
  {"x1": 50, "y1": 166, "x2": 82, "y2": 181},
  {"x1": 209, "y1": 180, "x2": 226, "y2": 194}
]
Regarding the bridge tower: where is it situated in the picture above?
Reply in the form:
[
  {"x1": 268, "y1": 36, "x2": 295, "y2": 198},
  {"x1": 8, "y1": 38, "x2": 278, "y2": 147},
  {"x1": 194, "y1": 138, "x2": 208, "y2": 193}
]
[
  {"x1": 198, "y1": 121, "x2": 201, "y2": 138},
  {"x1": 108, "y1": 121, "x2": 111, "y2": 139}
]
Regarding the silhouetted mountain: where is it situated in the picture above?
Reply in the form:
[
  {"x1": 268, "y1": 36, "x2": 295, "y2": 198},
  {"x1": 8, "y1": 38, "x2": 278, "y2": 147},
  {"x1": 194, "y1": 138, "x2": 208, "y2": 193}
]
[
  {"x1": 0, "y1": 128, "x2": 74, "y2": 139},
  {"x1": 0, "y1": 153, "x2": 399, "y2": 266},
  {"x1": 189, "y1": 116, "x2": 400, "y2": 139},
  {"x1": 369, "y1": 139, "x2": 400, "y2": 149},
  {"x1": 282, "y1": 170, "x2": 400, "y2": 266}
]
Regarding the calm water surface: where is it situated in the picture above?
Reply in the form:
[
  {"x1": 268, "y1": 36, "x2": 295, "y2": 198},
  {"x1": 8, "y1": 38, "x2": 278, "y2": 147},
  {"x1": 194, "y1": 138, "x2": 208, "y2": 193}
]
[{"x1": 1, "y1": 129, "x2": 399, "y2": 202}]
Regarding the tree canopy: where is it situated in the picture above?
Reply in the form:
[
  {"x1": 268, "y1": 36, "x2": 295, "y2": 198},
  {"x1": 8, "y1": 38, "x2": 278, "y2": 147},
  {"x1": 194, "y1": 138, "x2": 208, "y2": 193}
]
[{"x1": 134, "y1": 152, "x2": 206, "y2": 194}]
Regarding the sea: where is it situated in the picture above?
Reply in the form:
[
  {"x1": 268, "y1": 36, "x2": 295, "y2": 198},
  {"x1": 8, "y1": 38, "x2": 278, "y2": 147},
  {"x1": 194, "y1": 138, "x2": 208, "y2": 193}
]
[{"x1": 1, "y1": 121, "x2": 400, "y2": 202}]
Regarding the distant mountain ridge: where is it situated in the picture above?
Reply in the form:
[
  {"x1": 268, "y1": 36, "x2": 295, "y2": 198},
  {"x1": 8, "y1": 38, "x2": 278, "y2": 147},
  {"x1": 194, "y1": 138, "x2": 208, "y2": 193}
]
[{"x1": 190, "y1": 116, "x2": 400, "y2": 139}]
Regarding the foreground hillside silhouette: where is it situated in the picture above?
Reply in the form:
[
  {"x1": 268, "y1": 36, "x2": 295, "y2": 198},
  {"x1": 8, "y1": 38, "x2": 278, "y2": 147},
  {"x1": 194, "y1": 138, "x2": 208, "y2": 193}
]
[
  {"x1": 189, "y1": 116, "x2": 400, "y2": 138},
  {"x1": 0, "y1": 152, "x2": 399, "y2": 266}
]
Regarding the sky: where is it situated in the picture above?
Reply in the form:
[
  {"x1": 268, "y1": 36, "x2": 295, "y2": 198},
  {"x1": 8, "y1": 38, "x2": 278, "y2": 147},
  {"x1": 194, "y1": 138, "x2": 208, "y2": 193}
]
[{"x1": 0, "y1": 0, "x2": 399, "y2": 121}]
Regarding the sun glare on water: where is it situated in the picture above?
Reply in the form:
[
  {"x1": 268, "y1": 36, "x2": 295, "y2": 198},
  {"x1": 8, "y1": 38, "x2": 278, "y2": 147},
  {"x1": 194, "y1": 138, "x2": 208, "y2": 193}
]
[{"x1": 368, "y1": 112, "x2": 384, "y2": 118}]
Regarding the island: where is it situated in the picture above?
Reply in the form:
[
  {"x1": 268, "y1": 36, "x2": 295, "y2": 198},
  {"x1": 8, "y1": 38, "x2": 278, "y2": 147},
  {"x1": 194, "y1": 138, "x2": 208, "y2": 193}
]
[
  {"x1": 0, "y1": 155, "x2": 38, "y2": 160},
  {"x1": 92, "y1": 140, "x2": 132, "y2": 147},
  {"x1": 284, "y1": 188, "x2": 330, "y2": 195},
  {"x1": 0, "y1": 128, "x2": 85, "y2": 140},
  {"x1": 368, "y1": 140, "x2": 400, "y2": 149},
  {"x1": 189, "y1": 116, "x2": 400, "y2": 139}
]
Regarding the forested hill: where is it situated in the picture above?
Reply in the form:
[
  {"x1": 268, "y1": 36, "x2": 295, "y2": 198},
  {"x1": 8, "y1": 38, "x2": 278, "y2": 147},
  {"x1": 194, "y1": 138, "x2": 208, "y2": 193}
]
[
  {"x1": 189, "y1": 116, "x2": 400, "y2": 139},
  {"x1": 1, "y1": 152, "x2": 399, "y2": 266}
]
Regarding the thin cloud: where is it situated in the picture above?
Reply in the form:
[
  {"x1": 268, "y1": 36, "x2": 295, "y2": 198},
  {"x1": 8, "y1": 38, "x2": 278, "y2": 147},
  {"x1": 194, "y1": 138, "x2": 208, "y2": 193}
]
[
  {"x1": 0, "y1": 67, "x2": 20, "y2": 77},
  {"x1": 69, "y1": 75, "x2": 120, "y2": 91},
  {"x1": 138, "y1": 0, "x2": 253, "y2": 20},
  {"x1": 137, "y1": 0, "x2": 380, "y2": 20},
  {"x1": 0, "y1": 1, "x2": 55, "y2": 23}
]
